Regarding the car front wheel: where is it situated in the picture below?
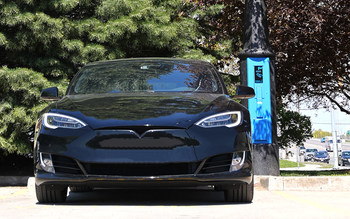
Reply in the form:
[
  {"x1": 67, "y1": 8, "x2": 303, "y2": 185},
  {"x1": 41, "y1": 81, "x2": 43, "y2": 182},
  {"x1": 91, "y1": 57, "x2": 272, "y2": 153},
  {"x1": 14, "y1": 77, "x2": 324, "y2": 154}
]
[
  {"x1": 35, "y1": 184, "x2": 67, "y2": 203},
  {"x1": 224, "y1": 179, "x2": 254, "y2": 203}
]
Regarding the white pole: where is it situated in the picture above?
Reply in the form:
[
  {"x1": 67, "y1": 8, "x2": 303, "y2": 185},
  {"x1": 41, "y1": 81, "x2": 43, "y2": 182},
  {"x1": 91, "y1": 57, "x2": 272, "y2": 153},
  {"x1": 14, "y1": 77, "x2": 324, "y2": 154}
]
[
  {"x1": 331, "y1": 106, "x2": 339, "y2": 169},
  {"x1": 296, "y1": 145, "x2": 299, "y2": 169}
]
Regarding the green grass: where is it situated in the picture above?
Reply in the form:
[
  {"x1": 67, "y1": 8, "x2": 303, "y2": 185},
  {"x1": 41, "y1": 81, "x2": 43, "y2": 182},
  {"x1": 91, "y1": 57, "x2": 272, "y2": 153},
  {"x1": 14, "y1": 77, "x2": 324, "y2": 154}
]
[
  {"x1": 281, "y1": 170, "x2": 350, "y2": 177},
  {"x1": 279, "y1": 159, "x2": 305, "y2": 168},
  {"x1": 280, "y1": 159, "x2": 350, "y2": 176}
]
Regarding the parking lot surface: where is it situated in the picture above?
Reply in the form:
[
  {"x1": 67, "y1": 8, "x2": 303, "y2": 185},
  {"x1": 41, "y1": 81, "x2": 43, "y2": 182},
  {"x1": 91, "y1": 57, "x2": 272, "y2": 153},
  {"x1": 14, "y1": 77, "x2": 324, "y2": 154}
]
[{"x1": 1, "y1": 186, "x2": 349, "y2": 219}]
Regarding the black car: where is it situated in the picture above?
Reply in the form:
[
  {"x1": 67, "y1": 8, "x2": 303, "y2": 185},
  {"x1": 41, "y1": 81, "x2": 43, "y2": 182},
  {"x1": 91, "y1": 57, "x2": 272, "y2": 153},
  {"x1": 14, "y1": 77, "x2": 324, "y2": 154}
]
[
  {"x1": 313, "y1": 151, "x2": 330, "y2": 163},
  {"x1": 340, "y1": 151, "x2": 350, "y2": 166},
  {"x1": 34, "y1": 58, "x2": 255, "y2": 203}
]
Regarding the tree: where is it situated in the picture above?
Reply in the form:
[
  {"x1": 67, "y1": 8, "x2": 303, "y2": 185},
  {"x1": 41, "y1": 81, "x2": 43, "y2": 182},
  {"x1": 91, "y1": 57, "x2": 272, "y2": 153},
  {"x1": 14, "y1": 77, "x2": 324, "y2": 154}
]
[
  {"x1": 0, "y1": 0, "x2": 208, "y2": 80},
  {"x1": 267, "y1": 0, "x2": 350, "y2": 114},
  {"x1": 312, "y1": 129, "x2": 332, "y2": 139},
  {"x1": 277, "y1": 106, "x2": 312, "y2": 149},
  {"x1": 188, "y1": 0, "x2": 350, "y2": 114},
  {"x1": 0, "y1": 67, "x2": 52, "y2": 154},
  {"x1": 0, "y1": 0, "x2": 220, "y2": 155}
]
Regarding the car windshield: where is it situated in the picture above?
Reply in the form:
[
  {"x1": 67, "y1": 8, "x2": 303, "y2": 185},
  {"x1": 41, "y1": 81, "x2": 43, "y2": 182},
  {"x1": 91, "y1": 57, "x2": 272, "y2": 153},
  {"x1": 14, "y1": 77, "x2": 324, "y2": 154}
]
[
  {"x1": 68, "y1": 60, "x2": 222, "y2": 94},
  {"x1": 343, "y1": 152, "x2": 350, "y2": 156},
  {"x1": 306, "y1": 149, "x2": 317, "y2": 152},
  {"x1": 329, "y1": 140, "x2": 341, "y2": 143},
  {"x1": 316, "y1": 152, "x2": 327, "y2": 156}
]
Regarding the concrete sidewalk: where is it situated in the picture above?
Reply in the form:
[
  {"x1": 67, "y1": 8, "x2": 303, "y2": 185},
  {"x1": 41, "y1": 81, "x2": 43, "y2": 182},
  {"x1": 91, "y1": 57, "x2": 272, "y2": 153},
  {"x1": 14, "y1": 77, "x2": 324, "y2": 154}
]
[
  {"x1": 255, "y1": 175, "x2": 350, "y2": 191},
  {"x1": 281, "y1": 164, "x2": 323, "y2": 171}
]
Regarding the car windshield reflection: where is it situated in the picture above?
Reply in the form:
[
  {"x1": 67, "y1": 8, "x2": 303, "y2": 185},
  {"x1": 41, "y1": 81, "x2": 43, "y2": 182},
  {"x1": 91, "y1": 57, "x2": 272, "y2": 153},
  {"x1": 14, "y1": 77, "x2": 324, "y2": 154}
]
[{"x1": 69, "y1": 60, "x2": 221, "y2": 94}]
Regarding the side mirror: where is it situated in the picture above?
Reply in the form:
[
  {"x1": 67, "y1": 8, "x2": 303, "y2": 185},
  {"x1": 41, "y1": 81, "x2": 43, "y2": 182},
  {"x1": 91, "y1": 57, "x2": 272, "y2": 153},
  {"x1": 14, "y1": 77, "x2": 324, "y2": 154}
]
[
  {"x1": 41, "y1": 87, "x2": 60, "y2": 101},
  {"x1": 230, "y1": 85, "x2": 255, "y2": 99}
]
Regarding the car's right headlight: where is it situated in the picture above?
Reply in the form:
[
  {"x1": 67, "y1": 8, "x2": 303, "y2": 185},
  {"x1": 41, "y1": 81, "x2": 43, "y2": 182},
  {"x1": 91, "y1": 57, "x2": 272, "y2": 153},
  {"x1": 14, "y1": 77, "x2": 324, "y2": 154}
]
[{"x1": 43, "y1": 113, "x2": 86, "y2": 129}]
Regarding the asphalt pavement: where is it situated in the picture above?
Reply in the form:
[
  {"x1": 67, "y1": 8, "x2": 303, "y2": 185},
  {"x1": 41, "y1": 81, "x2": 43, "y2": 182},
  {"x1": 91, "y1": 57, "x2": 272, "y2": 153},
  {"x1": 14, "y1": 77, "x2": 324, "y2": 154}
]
[{"x1": 1, "y1": 185, "x2": 350, "y2": 219}]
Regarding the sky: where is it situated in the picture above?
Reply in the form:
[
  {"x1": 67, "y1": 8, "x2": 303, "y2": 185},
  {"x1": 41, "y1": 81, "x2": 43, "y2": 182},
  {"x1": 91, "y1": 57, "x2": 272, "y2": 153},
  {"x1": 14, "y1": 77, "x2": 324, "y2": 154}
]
[{"x1": 298, "y1": 106, "x2": 350, "y2": 135}]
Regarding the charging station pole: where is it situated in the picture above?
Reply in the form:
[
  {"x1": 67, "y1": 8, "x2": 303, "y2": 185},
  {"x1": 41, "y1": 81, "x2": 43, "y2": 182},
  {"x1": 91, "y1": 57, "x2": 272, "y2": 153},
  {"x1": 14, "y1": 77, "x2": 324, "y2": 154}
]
[{"x1": 238, "y1": 0, "x2": 280, "y2": 176}]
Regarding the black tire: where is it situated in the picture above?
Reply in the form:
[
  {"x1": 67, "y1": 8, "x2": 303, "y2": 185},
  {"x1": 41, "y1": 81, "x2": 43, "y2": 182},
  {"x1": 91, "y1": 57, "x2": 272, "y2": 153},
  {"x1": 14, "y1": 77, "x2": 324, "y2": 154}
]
[
  {"x1": 35, "y1": 184, "x2": 67, "y2": 203},
  {"x1": 69, "y1": 186, "x2": 93, "y2": 192},
  {"x1": 224, "y1": 178, "x2": 254, "y2": 203}
]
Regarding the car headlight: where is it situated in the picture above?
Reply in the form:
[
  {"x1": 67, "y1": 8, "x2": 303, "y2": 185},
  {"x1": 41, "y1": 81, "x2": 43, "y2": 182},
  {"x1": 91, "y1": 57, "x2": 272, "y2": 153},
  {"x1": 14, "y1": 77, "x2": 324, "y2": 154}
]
[
  {"x1": 43, "y1": 113, "x2": 86, "y2": 129},
  {"x1": 195, "y1": 112, "x2": 242, "y2": 128}
]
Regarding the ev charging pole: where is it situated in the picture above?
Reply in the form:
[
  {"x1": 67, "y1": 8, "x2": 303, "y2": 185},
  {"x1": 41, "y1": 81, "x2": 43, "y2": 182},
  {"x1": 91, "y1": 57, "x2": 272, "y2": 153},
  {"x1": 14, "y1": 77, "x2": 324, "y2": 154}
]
[{"x1": 238, "y1": 0, "x2": 280, "y2": 175}]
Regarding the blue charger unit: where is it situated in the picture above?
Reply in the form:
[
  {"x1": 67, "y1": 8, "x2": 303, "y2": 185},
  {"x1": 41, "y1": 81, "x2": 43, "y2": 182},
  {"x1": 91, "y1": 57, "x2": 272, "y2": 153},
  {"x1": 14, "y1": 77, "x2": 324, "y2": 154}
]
[{"x1": 247, "y1": 57, "x2": 272, "y2": 144}]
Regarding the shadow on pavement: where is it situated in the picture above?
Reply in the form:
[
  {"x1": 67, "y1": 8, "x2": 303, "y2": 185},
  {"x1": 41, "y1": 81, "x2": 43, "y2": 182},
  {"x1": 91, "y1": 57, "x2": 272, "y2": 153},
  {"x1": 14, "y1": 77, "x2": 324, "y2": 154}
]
[{"x1": 36, "y1": 188, "x2": 251, "y2": 206}]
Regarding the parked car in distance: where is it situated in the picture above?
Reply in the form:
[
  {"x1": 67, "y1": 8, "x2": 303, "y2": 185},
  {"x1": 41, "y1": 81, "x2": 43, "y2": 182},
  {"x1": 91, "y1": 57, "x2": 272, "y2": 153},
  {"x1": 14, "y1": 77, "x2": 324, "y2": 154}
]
[
  {"x1": 34, "y1": 58, "x2": 256, "y2": 203},
  {"x1": 313, "y1": 151, "x2": 330, "y2": 163},
  {"x1": 321, "y1": 138, "x2": 326, "y2": 143},
  {"x1": 340, "y1": 151, "x2": 350, "y2": 166},
  {"x1": 304, "y1": 148, "x2": 318, "y2": 161}
]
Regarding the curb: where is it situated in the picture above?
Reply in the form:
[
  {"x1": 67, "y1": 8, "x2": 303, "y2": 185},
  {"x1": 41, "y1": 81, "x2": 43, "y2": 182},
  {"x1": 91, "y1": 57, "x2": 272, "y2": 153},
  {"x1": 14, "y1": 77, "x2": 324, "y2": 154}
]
[{"x1": 255, "y1": 175, "x2": 350, "y2": 191}]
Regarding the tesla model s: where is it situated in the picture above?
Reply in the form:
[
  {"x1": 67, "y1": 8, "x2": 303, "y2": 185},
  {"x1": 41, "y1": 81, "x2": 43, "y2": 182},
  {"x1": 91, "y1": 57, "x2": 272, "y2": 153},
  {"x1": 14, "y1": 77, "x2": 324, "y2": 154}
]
[{"x1": 34, "y1": 58, "x2": 255, "y2": 203}]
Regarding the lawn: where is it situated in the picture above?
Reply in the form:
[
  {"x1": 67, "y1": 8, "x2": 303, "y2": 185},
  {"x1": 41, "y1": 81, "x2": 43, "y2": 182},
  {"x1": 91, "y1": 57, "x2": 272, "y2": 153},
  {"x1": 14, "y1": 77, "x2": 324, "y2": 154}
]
[
  {"x1": 279, "y1": 159, "x2": 350, "y2": 176},
  {"x1": 279, "y1": 159, "x2": 305, "y2": 168}
]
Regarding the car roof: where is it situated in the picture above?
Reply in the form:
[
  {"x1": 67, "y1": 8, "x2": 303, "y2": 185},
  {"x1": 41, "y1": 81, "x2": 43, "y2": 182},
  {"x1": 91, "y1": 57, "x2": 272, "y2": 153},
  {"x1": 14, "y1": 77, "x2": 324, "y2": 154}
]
[{"x1": 84, "y1": 58, "x2": 212, "y2": 67}]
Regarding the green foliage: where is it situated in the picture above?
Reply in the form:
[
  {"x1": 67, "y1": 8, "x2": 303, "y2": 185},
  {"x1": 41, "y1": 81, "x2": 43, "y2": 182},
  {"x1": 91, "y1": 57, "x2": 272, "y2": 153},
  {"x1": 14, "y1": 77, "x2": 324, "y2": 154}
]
[
  {"x1": 0, "y1": 0, "x2": 211, "y2": 79},
  {"x1": 277, "y1": 105, "x2": 313, "y2": 149},
  {"x1": 1, "y1": 0, "x2": 236, "y2": 155},
  {"x1": 0, "y1": 67, "x2": 54, "y2": 154}
]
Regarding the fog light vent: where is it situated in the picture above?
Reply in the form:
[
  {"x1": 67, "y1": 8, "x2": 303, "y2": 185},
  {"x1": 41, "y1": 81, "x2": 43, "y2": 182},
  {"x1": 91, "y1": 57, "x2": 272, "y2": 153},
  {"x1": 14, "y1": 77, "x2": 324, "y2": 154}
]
[
  {"x1": 229, "y1": 151, "x2": 245, "y2": 172},
  {"x1": 40, "y1": 153, "x2": 55, "y2": 173}
]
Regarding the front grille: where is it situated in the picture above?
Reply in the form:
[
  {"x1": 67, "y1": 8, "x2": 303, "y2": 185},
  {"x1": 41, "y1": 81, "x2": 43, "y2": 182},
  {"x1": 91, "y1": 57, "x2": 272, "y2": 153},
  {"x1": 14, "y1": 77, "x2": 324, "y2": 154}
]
[
  {"x1": 87, "y1": 135, "x2": 185, "y2": 149},
  {"x1": 198, "y1": 153, "x2": 233, "y2": 174},
  {"x1": 82, "y1": 162, "x2": 199, "y2": 176},
  {"x1": 51, "y1": 155, "x2": 83, "y2": 175}
]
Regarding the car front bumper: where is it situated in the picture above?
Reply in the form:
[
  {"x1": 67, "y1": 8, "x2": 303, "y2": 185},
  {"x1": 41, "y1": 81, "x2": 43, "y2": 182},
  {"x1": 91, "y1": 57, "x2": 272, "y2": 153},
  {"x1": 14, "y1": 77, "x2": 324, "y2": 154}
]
[
  {"x1": 342, "y1": 159, "x2": 350, "y2": 165},
  {"x1": 34, "y1": 124, "x2": 253, "y2": 188},
  {"x1": 35, "y1": 166, "x2": 253, "y2": 188}
]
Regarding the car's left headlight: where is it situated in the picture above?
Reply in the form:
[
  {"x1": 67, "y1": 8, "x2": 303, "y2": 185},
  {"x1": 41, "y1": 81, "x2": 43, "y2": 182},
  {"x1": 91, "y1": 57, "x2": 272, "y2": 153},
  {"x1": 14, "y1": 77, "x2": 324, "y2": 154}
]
[
  {"x1": 43, "y1": 113, "x2": 87, "y2": 129},
  {"x1": 195, "y1": 111, "x2": 242, "y2": 128}
]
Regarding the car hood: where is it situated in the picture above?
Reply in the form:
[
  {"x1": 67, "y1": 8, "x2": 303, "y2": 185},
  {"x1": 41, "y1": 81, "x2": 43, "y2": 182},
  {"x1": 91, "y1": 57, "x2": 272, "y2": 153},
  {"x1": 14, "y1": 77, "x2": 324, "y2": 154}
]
[
  {"x1": 49, "y1": 92, "x2": 241, "y2": 129},
  {"x1": 315, "y1": 155, "x2": 328, "y2": 158}
]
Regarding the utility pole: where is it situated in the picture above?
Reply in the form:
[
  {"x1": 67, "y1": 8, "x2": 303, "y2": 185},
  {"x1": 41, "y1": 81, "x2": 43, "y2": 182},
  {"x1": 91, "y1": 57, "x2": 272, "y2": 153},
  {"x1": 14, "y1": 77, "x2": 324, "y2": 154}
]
[
  {"x1": 238, "y1": 0, "x2": 280, "y2": 176},
  {"x1": 330, "y1": 106, "x2": 339, "y2": 169}
]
